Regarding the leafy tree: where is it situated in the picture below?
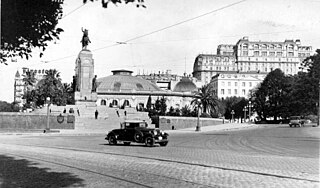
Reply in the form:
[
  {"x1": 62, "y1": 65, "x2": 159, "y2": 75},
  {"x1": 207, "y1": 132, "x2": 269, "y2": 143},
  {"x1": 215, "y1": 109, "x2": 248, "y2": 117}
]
[
  {"x1": 84, "y1": 0, "x2": 146, "y2": 8},
  {"x1": 191, "y1": 84, "x2": 220, "y2": 117},
  {"x1": 1, "y1": 0, "x2": 64, "y2": 64},
  {"x1": 146, "y1": 95, "x2": 152, "y2": 111},
  {"x1": 0, "y1": 101, "x2": 20, "y2": 112},
  {"x1": 289, "y1": 49, "x2": 320, "y2": 115},
  {"x1": 1, "y1": 0, "x2": 145, "y2": 64},
  {"x1": 252, "y1": 69, "x2": 291, "y2": 121},
  {"x1": 159, "y1": 96, "x2": 167, "y2": 115},
  {"x1": 222, "y1": 97, "x2": 247, "y2": 120}
]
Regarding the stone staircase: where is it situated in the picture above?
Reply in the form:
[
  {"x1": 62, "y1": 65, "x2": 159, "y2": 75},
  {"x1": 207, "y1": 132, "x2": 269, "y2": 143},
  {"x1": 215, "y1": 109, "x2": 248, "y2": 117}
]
[{"x1": 32, "y1": 103, "x2": 152, "y2": 132}]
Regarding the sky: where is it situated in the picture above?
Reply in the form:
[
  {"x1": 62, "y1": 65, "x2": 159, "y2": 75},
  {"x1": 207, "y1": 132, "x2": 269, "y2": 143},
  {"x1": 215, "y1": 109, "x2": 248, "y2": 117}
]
[{"x1": 1, "y1": 0, "x2": 320, "y2": 103}]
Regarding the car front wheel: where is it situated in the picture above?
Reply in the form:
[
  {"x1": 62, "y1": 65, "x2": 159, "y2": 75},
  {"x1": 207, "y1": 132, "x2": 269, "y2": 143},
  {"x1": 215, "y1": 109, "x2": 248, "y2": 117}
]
[
  {"x1": 108, "y1": 135, "x2": 117, "y2": 145},
  {"x1": 145, "y1": 137, "x2": 155, "y2": 147}
]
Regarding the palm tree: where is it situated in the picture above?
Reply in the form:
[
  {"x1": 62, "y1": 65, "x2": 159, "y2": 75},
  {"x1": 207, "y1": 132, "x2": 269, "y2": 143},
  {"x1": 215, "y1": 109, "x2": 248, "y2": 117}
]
[
  {"x1": 23, "y1": 70, "x2": 37, "y2": 90},
  {"x1": 191, "y1": 84, "x2": 220, "y2": 116},
  {"x1": 22, "y1": 70, "x2": 37, "y2": 106}
]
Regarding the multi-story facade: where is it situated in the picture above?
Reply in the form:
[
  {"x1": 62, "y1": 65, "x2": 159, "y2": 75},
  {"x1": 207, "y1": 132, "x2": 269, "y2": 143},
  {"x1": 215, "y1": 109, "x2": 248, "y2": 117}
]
[
  {"x1": 210, "y1": 72, "x2": 267, "y2": 99},
  {"x1": 235, "y1": 36, "x2": 312, "y2": 74},
  {"x1": 192, "y1": 54, "x2": 237, "y2": 85},
  {"x1": 14, "y1": 67, "x2": 50, "y2": 107},
  {"x1": 193, "y1": 37, "x2": 313, "y2": 98}
]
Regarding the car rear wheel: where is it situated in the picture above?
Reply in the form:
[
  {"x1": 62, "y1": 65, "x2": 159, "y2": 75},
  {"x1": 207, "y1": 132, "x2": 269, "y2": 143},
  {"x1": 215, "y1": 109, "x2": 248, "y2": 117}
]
[
  {"x1": 159, "y1": 142, "x2": 168, "y2": 147},
  {"x1": 145, "y1": 137, "x2": 155, "y2": 147},
  {"x1": 108, "y1": 135, "x2": 117, "y2": 145}
]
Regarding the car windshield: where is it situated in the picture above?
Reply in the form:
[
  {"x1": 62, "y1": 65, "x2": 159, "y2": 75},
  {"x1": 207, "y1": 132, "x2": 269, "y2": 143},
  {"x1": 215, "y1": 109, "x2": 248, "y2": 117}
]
[
  {"x1": 125, "y1": 122, "x2": 147, "y2": 128},
  {"x1": 290, "y1": 116, "x2": 300, "y2": 120}
]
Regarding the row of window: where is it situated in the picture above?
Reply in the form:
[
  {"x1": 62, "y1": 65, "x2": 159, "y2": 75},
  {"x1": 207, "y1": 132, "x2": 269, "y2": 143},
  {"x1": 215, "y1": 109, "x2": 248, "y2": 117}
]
[
  {"x1": 241, "y1": 44, "x2": 295, "y2": 50},
  {"x1": 221, "y1": 81, "x2": 252, "y2": 87},
  {"x1": 242, "y1": 51, "x2": 295, "y2": 57},
  {"x1": 220, "y1": 89, "x2": 246, "y2": 96}
]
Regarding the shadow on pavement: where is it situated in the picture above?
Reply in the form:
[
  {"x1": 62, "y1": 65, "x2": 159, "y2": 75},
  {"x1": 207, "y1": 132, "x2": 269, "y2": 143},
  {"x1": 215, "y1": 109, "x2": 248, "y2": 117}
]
[{"x1": 0, "y1": 155, "x2": 84, "y2": 187}]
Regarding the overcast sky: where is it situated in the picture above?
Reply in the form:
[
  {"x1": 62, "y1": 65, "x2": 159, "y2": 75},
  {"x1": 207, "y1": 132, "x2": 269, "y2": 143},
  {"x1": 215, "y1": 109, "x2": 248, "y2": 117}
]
[{"x1": 1, "y1": 0, "x2": 319, "y2": 103}]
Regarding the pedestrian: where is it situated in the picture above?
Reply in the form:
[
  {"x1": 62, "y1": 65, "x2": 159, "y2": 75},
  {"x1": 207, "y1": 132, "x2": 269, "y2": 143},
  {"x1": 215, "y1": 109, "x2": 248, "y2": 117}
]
[
  {"x1": 95, "y1": 109, "x2": 99, "y2": 119},
  {"x1": 116, "y1": 109, "x2": 120, "y2": 117},
  {"x1": 124, "y1": 110, "x2": 127, "y2": 117},
  {"x1": 77, "y1": 108, "x2": 80, "y2": 116},
  {"x1": 63, "y1": 108, "x2": 66, "y2": 113}
]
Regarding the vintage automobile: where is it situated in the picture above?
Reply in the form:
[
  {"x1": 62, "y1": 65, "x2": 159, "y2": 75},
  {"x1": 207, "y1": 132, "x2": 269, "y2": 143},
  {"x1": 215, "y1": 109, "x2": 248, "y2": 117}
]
[
  {"x1": 105, "y1": 120, "x2": 169, "y2": 147},
  {"x1": 289, "y1": 116, "x2": 305, "y2": 127}
]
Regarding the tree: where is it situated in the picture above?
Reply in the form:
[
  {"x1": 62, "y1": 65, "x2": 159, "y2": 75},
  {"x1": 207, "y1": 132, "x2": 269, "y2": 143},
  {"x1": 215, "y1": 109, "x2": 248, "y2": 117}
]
[
  {"x1": 222, "y1": 97, "x2": 247, "y2": 120},
  {"x1": 0, "y1": 101, "x2": 20, "y2": 112},
  {"x1": 22, "y1": 70, "x2": 37, "y2": 106},
  {"x1": 191, "y1": 84, "x2": 220, "y2": 117},
  {"x1": 1, "y1": 0, "x2": 145, "y2": 64},
  {"x1": 289, "y1": 49, "x2": 320, "y2": 115},
  {"x1": 146, "y1": 95, "x2": 152, "y2": 111},
  {"x1": 252, "y1": 69, "x2": 290, "y2": 121},
  {"x1": 32, "y1": 69, "x2": 64, "y2": 106},
  {"x1": 1, "y1": 0, "x2": 64, "y2": 64}
]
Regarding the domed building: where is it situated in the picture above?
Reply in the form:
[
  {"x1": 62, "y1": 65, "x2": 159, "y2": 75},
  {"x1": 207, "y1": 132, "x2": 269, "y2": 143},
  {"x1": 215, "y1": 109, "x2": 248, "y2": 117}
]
[
  {"x1": 74, "y1": 49, "x2": 198, "y2": 110},
  {"x1": 173, "y1": 77, "x2": 198, "y2": 93}
]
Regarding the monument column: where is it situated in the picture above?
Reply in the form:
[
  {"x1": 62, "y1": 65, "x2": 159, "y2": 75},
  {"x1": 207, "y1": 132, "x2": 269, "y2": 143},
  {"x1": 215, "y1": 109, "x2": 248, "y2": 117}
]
[{"x1": 74, "y1": 49, "x2": 96, "y2": 101}]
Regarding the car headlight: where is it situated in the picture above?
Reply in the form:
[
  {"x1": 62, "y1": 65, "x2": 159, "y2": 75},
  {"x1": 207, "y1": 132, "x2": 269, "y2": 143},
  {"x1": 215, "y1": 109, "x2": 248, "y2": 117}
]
[{"x1": 153, "y1": 130, "x2": 157, "y2": 135}]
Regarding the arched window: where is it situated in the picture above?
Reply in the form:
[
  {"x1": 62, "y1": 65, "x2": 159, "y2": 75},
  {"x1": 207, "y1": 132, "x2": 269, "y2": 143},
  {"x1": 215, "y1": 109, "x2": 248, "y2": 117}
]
[
  {"x1": 112, "y1": 100, "x2": 118, "y2": 106},
  {"x1": 123, "y1": 100, "x2": 130, "y2": 107},
  {"x1": 101, "y1": 100, "x2": 106, "y2": 106}
]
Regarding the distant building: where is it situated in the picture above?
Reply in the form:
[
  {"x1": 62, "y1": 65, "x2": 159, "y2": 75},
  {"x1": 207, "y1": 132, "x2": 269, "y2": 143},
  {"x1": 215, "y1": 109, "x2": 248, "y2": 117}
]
[
  {"x1": 193, "y1": 37, "x2": 313, "y2": 98},
  {"x1": 74, "y1": 50, "x2": 198, "y2": 110},
  {"x1": 235, "y1": 36, "x2": 312, "y2": 75},
  {"x1": 14, "y1": 67, "x2": 50, "y2": 107},
  {"x1": 210, "y1": 71, "x2": 267, "y2": 99}
]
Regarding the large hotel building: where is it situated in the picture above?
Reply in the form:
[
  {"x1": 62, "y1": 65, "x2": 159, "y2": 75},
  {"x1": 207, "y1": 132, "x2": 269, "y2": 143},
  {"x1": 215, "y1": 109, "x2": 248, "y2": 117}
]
[{"x1": 193, "y1": 37, "x2": 313, "y2": 99}]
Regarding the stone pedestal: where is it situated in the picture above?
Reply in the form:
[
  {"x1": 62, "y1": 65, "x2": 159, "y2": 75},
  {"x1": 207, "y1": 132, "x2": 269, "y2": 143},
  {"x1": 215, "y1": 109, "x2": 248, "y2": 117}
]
[{"x1": 75, "y1": 49, "x2": 95, "y2": 101}]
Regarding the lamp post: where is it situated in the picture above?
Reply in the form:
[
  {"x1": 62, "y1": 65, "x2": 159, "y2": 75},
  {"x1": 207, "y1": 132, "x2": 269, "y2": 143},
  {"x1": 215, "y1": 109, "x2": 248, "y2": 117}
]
[
  {"x1": 45, "y1": 97, "x2": 51, "y2": 133},
  {"x1": 243, "y1": 106, "x2": 248, "y2": 123},
  {"x1": 231, "y1": 110, "x2": 235, "y2": 123},
  {"x1": 248, "y1": 101, "x2": 253, "y2": 123},
  {"x1": 196, "y1": 99, "x2": 201, "y2": 131}
]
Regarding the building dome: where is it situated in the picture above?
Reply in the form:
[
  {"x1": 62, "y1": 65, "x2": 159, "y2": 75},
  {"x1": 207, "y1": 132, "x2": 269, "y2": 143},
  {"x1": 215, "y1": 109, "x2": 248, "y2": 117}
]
[
  {"x1": 96, "y1": 70, "x2": 162, "y2": 92},
  {"x1": 173, "y1": 77, "x2": 197, "y2": 93}
]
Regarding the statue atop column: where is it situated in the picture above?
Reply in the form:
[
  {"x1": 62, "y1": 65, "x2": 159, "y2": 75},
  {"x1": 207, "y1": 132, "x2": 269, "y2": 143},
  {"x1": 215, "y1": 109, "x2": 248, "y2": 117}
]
[{"x1": 81, "y1": 27, "x2": 91, "y2": 49}]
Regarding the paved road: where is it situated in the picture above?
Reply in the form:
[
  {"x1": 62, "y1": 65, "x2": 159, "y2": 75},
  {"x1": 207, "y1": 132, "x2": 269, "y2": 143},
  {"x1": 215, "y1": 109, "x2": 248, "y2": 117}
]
[{"x1": 0, "y1": 124, "x2": 319, "y2": 187}]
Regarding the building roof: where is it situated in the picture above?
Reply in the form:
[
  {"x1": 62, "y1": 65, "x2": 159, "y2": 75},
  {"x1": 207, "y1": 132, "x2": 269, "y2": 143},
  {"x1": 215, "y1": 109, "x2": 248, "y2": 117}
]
[
  {"x1": 96, "y1": 70, "x2": 162, "y2": 92},
  {"x1": 173, "y1": 77, "x2": 197, "y2": 93}
]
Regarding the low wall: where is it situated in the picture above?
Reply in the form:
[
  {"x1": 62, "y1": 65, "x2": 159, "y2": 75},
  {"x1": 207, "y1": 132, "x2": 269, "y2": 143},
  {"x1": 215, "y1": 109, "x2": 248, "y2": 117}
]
[
  {"x1": 0, "y1": 113, "x2": 75, "y2": 130},
  {"x1": 158, "y1": 116, "x2": 226, "y2": 130}
]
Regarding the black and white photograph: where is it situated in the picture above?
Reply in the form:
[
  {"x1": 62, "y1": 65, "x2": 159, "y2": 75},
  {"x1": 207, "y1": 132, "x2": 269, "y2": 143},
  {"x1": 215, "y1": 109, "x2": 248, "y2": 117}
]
[{"x1": 0, "y1": 0, "x2": 319, "y2": 187}]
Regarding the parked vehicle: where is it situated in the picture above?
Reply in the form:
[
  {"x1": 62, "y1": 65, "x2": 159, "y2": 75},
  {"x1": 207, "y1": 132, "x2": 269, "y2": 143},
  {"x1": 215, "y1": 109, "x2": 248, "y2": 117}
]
[
  {"x1": 105, "y1": 120, "x2": 169, "y2": 147},
  {"x1": 289, "y1": 116, "x2": 305, "y2": 127}
]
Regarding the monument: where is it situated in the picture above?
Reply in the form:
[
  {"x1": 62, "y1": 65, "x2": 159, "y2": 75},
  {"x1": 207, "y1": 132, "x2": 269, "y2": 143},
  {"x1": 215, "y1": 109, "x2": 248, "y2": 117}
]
[{"x1": 74, "y1": 28, "x2": 97, "y2": 103}]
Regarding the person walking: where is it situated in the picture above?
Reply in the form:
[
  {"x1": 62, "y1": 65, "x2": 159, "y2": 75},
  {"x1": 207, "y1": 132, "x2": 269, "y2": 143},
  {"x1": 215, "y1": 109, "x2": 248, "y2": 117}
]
[
  {"x1": 116, "y1": 109, "x2": 120, "y2": 117},
  {"x1": 77, "y1": 108, "x2": 80, "y2": 116},
  {"x1": 95, "y1": 109, "x2": 99, "y2": 119}
]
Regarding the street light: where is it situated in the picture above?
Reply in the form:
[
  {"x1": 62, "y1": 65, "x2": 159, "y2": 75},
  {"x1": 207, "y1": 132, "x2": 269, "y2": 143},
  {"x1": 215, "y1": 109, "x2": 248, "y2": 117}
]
[
  {"x1": 45, "y1": 97, "x2": 51, "y2": 133},
  {"x1": 231, "y1": 110, "x2": 235, "y2": 123},
  {"x1": 196, "y1": 99, "x2": 201, "y2": 131},
  {"x1": 248, "y1": 101, "x2": 253, "y2": 123},
  {"x1": 243, "y1": 106, "x2": 248, "y2": 123}
]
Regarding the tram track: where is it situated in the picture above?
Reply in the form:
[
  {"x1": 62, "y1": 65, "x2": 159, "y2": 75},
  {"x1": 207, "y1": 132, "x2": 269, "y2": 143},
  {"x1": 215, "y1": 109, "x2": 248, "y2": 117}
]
[{"x1": 0, "y1": 143, "x2": 318, "y2": 184}]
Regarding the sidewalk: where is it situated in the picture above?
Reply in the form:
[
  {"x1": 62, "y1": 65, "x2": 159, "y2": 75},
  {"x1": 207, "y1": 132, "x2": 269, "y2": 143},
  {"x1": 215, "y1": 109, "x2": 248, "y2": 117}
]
[
  {"x1": 165, "y1": 123, "x2": 257, "y2": 134},
  {"x1": 0, "y1": 123, "x2": 257, "y2": 136}
]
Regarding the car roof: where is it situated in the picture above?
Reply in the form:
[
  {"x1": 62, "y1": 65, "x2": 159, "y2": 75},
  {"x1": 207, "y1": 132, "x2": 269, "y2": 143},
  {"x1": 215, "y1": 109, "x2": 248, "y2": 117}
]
[{"x1": 123, "y1": 120, "x2": 146, "y2": 123}]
